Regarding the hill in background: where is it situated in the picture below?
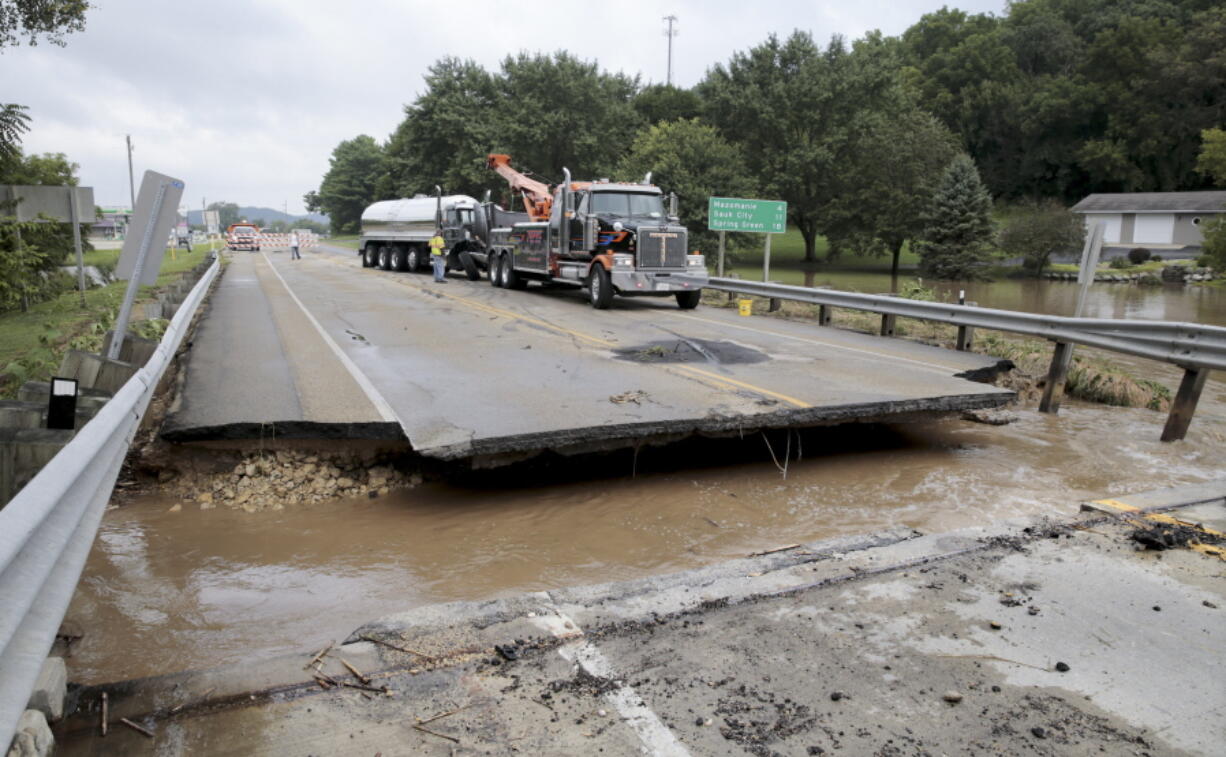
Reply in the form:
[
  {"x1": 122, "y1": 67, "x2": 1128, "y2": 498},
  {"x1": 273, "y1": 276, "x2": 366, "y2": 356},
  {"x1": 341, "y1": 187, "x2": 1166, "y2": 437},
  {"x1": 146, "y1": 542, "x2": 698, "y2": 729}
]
[{"x1": 186, "y1": 207, "x2": 329, "y2": 226}]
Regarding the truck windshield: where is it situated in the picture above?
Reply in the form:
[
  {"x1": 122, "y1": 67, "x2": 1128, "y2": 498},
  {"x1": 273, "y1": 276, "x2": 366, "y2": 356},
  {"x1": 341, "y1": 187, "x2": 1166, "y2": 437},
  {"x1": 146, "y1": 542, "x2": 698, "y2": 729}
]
[
  {"x1": 590, "y1": 192, "x2": 664, "y2": 220},
  {"x1": 232, "y1": 226, "x2": 256, "y2": 234}
]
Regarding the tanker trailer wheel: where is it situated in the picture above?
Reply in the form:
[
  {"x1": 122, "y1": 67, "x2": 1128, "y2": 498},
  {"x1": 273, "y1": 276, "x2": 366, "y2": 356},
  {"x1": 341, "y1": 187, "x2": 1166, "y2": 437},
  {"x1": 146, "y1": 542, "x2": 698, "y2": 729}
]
[
  {"x1": 407, "y1": 247, "x2": 421, "y2": 272},
  {"x1": 587, "y1": 265, "x2": 613, "y2": 309},
  {"x1": 363, "y1": 246, "x2": 377, "y2": 268},
  {"x1": 675, "y1": 290, "x2": 701, "y2": 310},
  {"x1": 378, "y1": 247, "x2": 391, "y2": 270},
  {"x1": 391, "y1": 246, "x2": 407, "y2": 271},
  {"x1": 460, "y1": 251, "x2": 481, "y2": 281},
  {"x1": 360, "y1": 248, "x2": 370, "y2": 268}
]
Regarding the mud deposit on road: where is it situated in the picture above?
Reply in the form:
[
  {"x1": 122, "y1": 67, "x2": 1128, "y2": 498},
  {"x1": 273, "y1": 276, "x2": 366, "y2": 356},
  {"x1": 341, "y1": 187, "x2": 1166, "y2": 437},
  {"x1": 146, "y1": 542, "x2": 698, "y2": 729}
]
[{"x1": 65, "y1": 397, "x2": 1225, "y2": 684}]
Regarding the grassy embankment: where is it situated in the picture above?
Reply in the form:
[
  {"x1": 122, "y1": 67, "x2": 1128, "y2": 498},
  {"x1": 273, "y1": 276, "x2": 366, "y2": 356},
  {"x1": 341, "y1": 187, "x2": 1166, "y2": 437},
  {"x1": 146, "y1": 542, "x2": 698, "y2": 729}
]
[
  {"x1": 0, "y1": 243, "x2": 214, "y2": 398},
  {"x1": 323, "y1": 235, "x2": 361, "y2": 250}
]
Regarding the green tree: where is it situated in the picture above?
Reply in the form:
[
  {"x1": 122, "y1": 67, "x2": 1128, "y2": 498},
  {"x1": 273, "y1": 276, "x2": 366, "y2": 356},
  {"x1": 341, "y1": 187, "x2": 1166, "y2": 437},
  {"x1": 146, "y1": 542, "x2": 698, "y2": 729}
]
[
  {"x1": 998, "y1": 199, "x2": 1085, "y2": 274},
  {"x1": 1, "y1": 151, "x2": 77, "y2": 185},
  {"x1": 315, "y1": 135, "x2": 384, "y2": 234},
  {"x1": 207, "y1": 201, "x2": 240, "y2": 229},
  {"x1": 617, "y1": 119, "x2": 756, "y2": 255},
  {"x1": 0, "y1": 150, "x2": 83, "y2": 311},
  {"x1": 822, "y1": 107, "x2": 960, "y2": 277},
  {"x1": 1202, "y1": 215, "x2": 1226, "y2": 269},
  {"x1": 496, "y1": 51, "x2": 642, "y2": 182},
  {"x1": 633, "y1": 84, "x2": 702, "y2": 125},
  {"x1": 1197, "y1": 127, "x2": 1226, "y2": 186},
  {"x1": 0, "y1": 0, "x2": 89, "y2": 48},
  {"x1": 0, "y1": 103, "x2": 30, "y2": 169},
  {"x1": 916, "y1": 154, "x2": 996, "y2": 279},
  {"x1": 700, "y1": 32, "x2": 904, "y2": 263},
  {"x1": 379, "y1": 57, "x2": 500, "y2": 201}
]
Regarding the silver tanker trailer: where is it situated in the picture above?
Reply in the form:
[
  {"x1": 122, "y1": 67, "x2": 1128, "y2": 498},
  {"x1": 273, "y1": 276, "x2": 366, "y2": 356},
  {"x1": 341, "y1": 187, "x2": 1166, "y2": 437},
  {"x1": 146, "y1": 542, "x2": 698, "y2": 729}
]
[{"x1": 358, "y1": 192, "x2": 490, "y2": 277}]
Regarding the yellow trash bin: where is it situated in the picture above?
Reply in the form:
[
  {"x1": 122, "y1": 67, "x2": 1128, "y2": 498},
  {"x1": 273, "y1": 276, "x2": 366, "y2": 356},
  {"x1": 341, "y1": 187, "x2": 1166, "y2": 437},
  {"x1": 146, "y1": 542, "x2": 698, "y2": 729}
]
[{"x1": 738, "y1": 299, "x2": 753, "y2": 317}]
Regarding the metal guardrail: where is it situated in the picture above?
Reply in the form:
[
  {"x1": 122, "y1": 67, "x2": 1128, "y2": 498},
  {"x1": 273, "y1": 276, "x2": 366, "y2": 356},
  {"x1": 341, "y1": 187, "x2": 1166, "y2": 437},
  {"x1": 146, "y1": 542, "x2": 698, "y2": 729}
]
[
  {"x1": 0, "y1": 258, "x2": 219, "y2": 749},
  {"x1": 705, "y1": 277, "x2": 1226, "y2": 372},
  {"x1": 704, "y1": 276, "x2": 1225, "y2": 442}
]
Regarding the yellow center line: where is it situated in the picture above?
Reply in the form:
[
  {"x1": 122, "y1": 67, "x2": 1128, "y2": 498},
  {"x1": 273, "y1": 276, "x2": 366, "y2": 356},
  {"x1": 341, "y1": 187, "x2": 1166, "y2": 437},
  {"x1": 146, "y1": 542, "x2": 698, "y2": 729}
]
[
  {"x1": 304, "y1": 252, "x2": 812, "y2": 407},
  {"x1": 671, "y1": 364, "x2": 811, "y2": 408}
]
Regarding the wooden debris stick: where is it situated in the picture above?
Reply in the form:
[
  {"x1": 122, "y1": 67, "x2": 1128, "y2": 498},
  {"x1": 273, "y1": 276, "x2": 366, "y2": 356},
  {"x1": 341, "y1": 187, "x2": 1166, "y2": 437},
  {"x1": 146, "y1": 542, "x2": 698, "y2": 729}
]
[
  {"x1": 413, "y1": 724, "x2": 460, "y2": 743},
  {"x1": 305, "y1": 641, "x2": 334, "y2": 669},
  {"x1": 100, "y1": 692, "x2": 108, "y2": 736},
  {"x1": 748, "y1": 544, "x2": 800, "y2": 558},
  {"x1": 340, "y1": 657, "x2": 372, "y2": 685},
  {"x1": 340, "y1": 681, "x2": 389, "y2": 694},
  {"x1": 935, "y1": 653, "x2": 1048, "y2": 671},
  {"x1": 120, "y1": 718, "x2": 154, "y2": 738},
  {"x1": 358, "y1": 634, "x2": 433, "y2": 660},
  {"x1": 417, "y1": 704, "x2": 472, "y2": 726}
]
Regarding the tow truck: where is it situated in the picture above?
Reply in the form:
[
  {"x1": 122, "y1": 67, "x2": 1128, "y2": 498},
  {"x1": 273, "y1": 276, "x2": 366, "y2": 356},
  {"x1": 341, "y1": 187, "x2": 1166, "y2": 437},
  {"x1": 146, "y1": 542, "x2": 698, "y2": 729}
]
[{"x1": 478, "y1": 154, "x2": 707, "y2": 309}]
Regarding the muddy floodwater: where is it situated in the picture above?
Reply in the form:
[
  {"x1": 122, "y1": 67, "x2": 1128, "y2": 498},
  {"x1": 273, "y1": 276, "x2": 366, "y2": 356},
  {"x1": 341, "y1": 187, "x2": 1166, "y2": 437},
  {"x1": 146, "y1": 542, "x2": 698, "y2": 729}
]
[{"x1": 65, "y1": 390, "x2": 1226, "y2": 684}]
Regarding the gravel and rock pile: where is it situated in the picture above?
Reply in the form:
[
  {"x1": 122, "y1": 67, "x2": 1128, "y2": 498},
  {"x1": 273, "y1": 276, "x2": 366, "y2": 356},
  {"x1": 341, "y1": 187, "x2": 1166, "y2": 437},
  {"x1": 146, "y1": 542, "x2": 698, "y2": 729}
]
[{"x1": 158, "y1": 449, "x2": 421, "y2": 511}]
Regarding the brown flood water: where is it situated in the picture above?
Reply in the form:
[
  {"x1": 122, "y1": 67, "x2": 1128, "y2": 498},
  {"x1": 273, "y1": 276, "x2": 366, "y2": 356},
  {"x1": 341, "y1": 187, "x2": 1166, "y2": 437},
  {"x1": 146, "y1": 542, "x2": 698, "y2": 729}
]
[{"x1": 66, "y1": 395, "x2": 1225, "y2": 684}]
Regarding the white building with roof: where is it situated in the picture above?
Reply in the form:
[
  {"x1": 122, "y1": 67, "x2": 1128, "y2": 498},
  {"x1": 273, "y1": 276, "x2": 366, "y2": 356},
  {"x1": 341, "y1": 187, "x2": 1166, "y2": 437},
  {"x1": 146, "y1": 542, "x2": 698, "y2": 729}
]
[{"x1": 1071, "y1": 191, "x2": 1226, "y2": 247}]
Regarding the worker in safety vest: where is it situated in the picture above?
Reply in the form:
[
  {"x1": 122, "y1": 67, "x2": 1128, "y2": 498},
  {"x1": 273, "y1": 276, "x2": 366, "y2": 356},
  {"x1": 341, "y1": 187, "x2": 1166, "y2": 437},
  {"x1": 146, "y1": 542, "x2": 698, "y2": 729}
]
[{"x1": 429, "y1": 230, "x2": 447, "y2": 283}]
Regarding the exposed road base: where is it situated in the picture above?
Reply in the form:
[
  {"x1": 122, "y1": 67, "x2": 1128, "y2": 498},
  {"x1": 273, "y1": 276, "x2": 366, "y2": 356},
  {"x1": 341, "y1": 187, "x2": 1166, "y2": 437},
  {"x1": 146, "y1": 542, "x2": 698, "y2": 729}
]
[
  {"x1": 55, "y1": 480, "x2": 1225, "y2": 755},
  {"x1": 160, "y1": 420, "x2": 405, "y2": 443}
]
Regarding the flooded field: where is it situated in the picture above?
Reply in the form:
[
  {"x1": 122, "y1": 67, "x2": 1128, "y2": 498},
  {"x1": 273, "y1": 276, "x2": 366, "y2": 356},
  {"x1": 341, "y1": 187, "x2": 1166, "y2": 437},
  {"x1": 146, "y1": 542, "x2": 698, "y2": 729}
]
[{"x1": 65, "y1": 394, "x2": 1226, "y2": 684}]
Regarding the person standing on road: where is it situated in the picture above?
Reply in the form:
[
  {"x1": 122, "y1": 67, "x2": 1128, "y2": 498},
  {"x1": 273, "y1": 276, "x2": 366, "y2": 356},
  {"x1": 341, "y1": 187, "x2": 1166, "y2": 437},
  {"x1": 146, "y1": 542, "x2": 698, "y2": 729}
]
[
  {"x1": 429, "y1": 229, "x2": 447, "y2": 283},
  {"x1": 289, "y1": 231, "x2": 301, "y2": 260}
]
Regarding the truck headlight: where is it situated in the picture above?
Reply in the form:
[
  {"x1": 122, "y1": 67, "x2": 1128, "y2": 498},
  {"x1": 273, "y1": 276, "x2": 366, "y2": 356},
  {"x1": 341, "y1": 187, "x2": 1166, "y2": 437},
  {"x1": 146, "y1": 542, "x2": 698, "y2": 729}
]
[
  {"x1": 613, "y1": 253, "x2": 634, "y2": 270},
  {"x1": 686, "y1": 254, "x2": 706, "y2": 268}
]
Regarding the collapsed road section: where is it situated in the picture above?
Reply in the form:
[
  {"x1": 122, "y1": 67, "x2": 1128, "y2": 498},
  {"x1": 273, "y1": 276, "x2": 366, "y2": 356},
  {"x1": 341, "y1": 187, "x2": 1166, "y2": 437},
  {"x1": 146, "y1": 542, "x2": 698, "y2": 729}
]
[
  {"x1": 51, "y1": 480, "x2": 1226, "y2": 755},
  {"x1": 163, "y1": 250, "x2": 1014, "y2": 465}
]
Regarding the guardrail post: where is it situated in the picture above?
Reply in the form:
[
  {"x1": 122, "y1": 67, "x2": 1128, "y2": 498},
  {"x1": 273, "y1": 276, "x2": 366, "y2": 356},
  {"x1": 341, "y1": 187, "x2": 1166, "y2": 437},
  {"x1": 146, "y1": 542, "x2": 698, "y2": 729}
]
[
  {"x1": 769, "y1": 297, "x2": 781, "y2": 313},
  {"x1": 1160, "y1": 367, "x2": 1208, "y2": 442},
  {"x1": 1038, "y1": 341, "x2": 1074, "y2": 414},
  {"x1": 956, "y1": 293, "x2": 974, "y2": 351},
  {"x1": 818, "y1": 305, "x2": 832, "y2": 326},
  {"x1": 880, "y1": 313, "x2": 896, "y2": 337}
]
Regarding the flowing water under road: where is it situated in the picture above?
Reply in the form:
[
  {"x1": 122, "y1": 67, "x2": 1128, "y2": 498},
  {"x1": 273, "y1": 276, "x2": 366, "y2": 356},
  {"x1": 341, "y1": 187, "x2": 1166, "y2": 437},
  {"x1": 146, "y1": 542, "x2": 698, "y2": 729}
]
[{"x1": 65, "y1": 394, "x2": 1226, "y2": 684}]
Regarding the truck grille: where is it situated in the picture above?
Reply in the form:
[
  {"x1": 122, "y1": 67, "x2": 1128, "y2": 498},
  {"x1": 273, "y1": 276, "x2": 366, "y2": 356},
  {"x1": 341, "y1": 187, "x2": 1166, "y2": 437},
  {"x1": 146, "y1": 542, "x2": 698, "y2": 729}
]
[{"x1": 637, "y1": 226, "x2": 687, "y2": 269}]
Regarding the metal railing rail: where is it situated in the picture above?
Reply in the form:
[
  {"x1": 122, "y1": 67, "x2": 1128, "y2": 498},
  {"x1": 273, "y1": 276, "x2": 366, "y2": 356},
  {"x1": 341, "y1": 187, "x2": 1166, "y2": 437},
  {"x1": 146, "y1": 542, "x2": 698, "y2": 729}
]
[
  {"x1": 704, "y1": 276, "x2": 1224, "y2": 441},
  {"x1": 0, "y1": 257, "x2": 219, "y2": 749},
  {"x1": 704, "y1": 277, "x2": 1226, "y2": 372}
]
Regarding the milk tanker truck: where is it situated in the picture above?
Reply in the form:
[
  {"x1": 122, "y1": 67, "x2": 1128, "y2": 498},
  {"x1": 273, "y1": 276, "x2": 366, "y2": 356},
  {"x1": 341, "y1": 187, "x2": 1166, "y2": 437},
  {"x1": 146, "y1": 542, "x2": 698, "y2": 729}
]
[{"x1": 356, "y1": 157, "x2": 708, "y2": 309}]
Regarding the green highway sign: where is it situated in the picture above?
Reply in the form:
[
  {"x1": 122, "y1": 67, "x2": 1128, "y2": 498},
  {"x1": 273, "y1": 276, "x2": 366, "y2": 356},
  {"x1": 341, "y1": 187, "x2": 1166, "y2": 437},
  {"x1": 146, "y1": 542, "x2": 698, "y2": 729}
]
[{"x1": 708, "y1": 197, "x2": 787, "y2": 233}]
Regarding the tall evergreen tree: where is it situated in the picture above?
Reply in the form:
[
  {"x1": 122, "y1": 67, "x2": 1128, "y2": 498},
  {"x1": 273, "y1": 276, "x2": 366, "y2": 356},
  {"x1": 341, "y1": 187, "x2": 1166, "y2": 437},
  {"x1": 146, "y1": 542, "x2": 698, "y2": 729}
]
[{"x1": 916, "y1": 155, "x2": 996, "y2": 279}]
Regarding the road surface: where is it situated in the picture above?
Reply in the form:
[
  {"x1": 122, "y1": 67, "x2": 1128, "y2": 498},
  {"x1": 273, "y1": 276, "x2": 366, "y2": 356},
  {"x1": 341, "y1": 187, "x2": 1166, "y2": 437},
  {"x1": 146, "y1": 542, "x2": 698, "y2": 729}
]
[{"x1": 165, "y1": 247, "x2": 1014, "y2": 462}]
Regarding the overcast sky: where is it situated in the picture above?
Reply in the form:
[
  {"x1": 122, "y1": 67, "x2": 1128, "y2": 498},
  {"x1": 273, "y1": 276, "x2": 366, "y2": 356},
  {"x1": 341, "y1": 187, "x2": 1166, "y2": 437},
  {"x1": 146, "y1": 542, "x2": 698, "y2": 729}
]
[{"x1": 5, "y1": 0, "x2": 1005, "y2": 214}]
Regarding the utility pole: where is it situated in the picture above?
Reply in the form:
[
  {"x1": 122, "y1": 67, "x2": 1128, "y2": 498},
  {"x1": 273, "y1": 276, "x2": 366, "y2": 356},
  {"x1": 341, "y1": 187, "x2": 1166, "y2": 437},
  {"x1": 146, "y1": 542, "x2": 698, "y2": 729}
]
[
  {"x1": 125, "y1": 135, "x2": 135, "y2": 211},
  {"x1": 663, "y1": 15, "x2": 678, "y2": 86}
]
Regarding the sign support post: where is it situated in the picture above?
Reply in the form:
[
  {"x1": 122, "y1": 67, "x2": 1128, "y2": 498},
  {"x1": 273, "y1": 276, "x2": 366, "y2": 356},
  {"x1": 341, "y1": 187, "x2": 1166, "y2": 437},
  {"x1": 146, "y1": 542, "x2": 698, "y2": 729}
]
[
  {"x1": 717, "y1": 230, "x2": 726, "y2": 277},
  {"x1": 763, "y1": 233, "x2": 771, "y2": 282},
  {"x1": 68, "y1": 187, "x2": 87, "y2": 306}
]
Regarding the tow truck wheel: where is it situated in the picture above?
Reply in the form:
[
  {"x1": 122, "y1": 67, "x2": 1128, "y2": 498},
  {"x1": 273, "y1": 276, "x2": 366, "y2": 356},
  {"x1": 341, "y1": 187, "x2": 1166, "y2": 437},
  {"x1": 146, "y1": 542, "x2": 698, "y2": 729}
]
[
  {"x1": 407, "y1": 247, "x2": 421, "y2": 272},
  {"x1": 504, "y1": 259, "x2": 527, "y2": 290},
  {"x1": 460, "y1": 251, "x2": 481, "y2": 281},
  {"x1": 378, "y1": 247, "x2": 391, "y2": 270},
  {"x1": 490, "y1": 254, "x2": 504, "y2": 287},
  {"x1": 498, "y1": 255, "x2": 512, "y2": 288},
  {"x1": 588, "y1": 265, "x2": 613, "y2": 309},
  {"x1": 391, "y1": 247, "x2": 406, "y2": 271},
  {"x1": 675, "y1": 290, "x2": 701, "y2": 310}
]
